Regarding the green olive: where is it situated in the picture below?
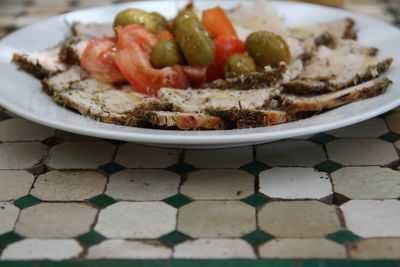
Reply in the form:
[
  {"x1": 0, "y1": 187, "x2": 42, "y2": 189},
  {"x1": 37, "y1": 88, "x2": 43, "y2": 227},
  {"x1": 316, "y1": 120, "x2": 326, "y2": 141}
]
[
  {"x1": 175, "y1": 18, "x2": 215, "y2": 67},
  {"x1": 245, "y1": 31, "x2": 291, "y2": 67},
  {"x1": 150, "y1": 12, "x2": 168, "y2": 31},
  {"x1": 224, "y1": 54, "x2": 256, "y2": 78},
  {"x1": 150, "y1": 39, "x2": 185, "y2": 68},
  {"x1": 113, "y1": 8, "x2": 158, "y2": 33},
  {"x1": 173, "y1": 9, "x2": 199, "y2": 26}
]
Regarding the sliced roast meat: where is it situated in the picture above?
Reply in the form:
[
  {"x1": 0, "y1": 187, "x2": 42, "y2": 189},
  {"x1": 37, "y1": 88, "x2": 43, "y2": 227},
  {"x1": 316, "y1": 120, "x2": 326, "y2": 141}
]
[
  {"x1": 42, "y1": 66, "x2": 89, "y2": 94},
  {"x1": 71, "y1": 22, "x2": 114, "y2": 39},
  {"x1": 59, "y1": 37, "x2": 91, "y2": 65},
  {"x1": 282, "y1": 77, "x2": 391, "y2": 115}
]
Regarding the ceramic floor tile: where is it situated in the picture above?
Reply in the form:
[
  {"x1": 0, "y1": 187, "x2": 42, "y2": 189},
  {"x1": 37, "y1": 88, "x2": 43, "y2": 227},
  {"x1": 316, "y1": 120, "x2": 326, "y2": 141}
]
[
  {"x1": 327, "y1": 118, "x2": 388, "y2": 137},
  {"x1": 178, "y1": 201, "x2": 255, "y2": 238},
  {"x1": 95, "y1": 202, "x2": 176, "y2": 238},
  {"x1": 25, "y1": 5, "x2": 69, "y2": 15},
  {"x1": 15, "y1": 203, "x2": 97, "y2": 238},
  {"x1": 258, "y1": 201, "x2": 340, "y2": 237},
  {"x1": 0, "y1": 118, "x2": 55, "y2": 142},
  {"x1": 332, "y1": 167, "x2": 400, "y2": 199},
  {"x1": 173, "y1": 239, "x2": 256, "y2": 259},
  {"x1": 327, "y1": 139, "x2": 398, "y2": 165},
  {"x1": 46, "y1": 141, "x2": 115, "y2": 169},
  {"x1": 181, "y1": 170, "x2": 254, "y2": 200},
  {"x1": 259, "y1": 168, "x2": 331, "y2": 199},
  {"x1": 55, "y1": 130, "x2": 100, "y2": 141},
  {"x1": 0, "y1": 143, "x2": 47, "y2": 169},
  {"x1": 31, "y1": 170, "x2": 107, "y2": 201},
  {"x1": 106, "y1": 169, "x2": 180, "y2": 201},
  {"x1": 341, "y1": 200, "x2": 400, "y2": 238},
  {"x1": 115, "y1": 143, "x2": 181, "y2": 168},
  {"x1": 87, "y1": 240, "x2": 172, "y2": 259},
  {"x1": 386, "y1": 112, "x2": 400, "y2": 134},
  {"x1": 0, "y1": 4, "x2": 24, "y2": 15},
  {"x1": 0, "y1": 170, "x2": 34, "y2": 201},
  {"x1": 257, "y1": 140, "x2": 326, "y2": 167},
  {"x1": 349, "y1": 238, "x2": 400, "y2": 259},
  {"x1": 259, "y1": 238, "x2": 346, "y2": 259},
  {"x1": 0, "y1": 239, "x2": 82, "y2": 260},
  {"x1": 184, "y1": 147, "x2": 252, "y2": 168},
  {"x1": 0, "y1": 202, "x2": 19, "y2": 235}
]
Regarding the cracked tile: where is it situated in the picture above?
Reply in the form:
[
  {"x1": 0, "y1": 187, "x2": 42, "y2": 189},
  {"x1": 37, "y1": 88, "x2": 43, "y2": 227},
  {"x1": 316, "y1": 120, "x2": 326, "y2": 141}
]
[
  {"x1": 15, "y1": 203, "x2": 97, "y2": 238},
  {"x1": 0, "y1": 202, "x2": 19, "y2": 235},
  {"x1": 95, "y1": 202, "x2": 176, "y2": 238},
  {"x1": 327, "y1": 118, "x2": 388, "y2": 137},
  {"x1": 178, "y1": 201, "x2": 255, "y2": 238},
  {"x1": 185, "y1": 147, "x2": 252, "y2": 168},
  {"x1": 0, "y1": 118, "x2": 55, "y2": 142},
  {"x1": 87, "y1": 240, "x2": 171, "y2": 259},
  {"x1": 257, "y1": 140, "x2": 326, "y2": 167},
  {"x1": 259, "y1": 168, "x2": 332, "y2": 199},
  {"x1": 181, "y1": 170, "x2": 254, "y2": 200},
  {"x1": 46, "y1": 141, "x2": 115, "y2": 169},
  {"x1": 0, "y1": 143, "x2": 47, "y2": 169},
  {"x1": 173, "y1": 239, "x2": 256, "y2": 259},
  {"x1": 350, "y1": 238, "x2": 400, "y2": 259},
  {"x1": 106, "y1": 169, "x2": 180, "y2": 201},
  {"x1": 258, "y1": 201, "x2": 340, "y2": 237},
  {"x1": 0, "y1": 171, "x2": 34, "y2": 201},
  {"x1": 115, "y1": 143, "x2": 181, "y2": 168},
  {"x1": 327, "y1": 139, "x2": 398, "y2": 165},
  {"x1": 341, "y1": 200, "x2": 400, "y2": 238},
  {"x1": 31, "y1": 170, "x2": 107, "y2": 201},
  {"x1": 332, "y1": 167, "x2": 400, "y2": 199}
]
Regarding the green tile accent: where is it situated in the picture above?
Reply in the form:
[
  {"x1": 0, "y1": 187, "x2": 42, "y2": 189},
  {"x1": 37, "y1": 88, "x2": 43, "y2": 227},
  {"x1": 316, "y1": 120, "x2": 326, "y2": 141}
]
[
  {"x1": 309, "y1": 133, "x2": 336, "y2": 144},
  {"x1": 167, "y1": 162, "x2": 196, "y2": 175},
  {"x1": 240, "y1": 161, "x2": 269, "y2": 174},
  {"x1": 315, "y1": 160, "x2": 343, "y2": 173},
  {"x1": 89, "y1": 194, "x2": 117, "y2": 209},
  {"x1": 242, "y1": 230, "x2": 273, "y2": 246},
  {"x1": 76, "y1": 231, "x2": 107, "y2": 247},
  {"x1": 163, "y1": 194, "x2": 192, "y2": 208},
  {"x1": 380, "y1": 132, "x2": 400, "y2": 143},
  {"x1": 241, "y1": 194, "x2": 270, "y2": 207},
  {"x1": 0, "y1": 112, "x2": 12, "y2": 122},
  {"x1": 159, "y1": 230, "x2": 191, "y2": 246},
  {"x1": 98, "y1": 162, "x2": 125, "y2": 175},
  {"x1": 327, "y1": 230, "x2": 360, "y2": 244},
  {"x1": 170, "y1": 260, "x2": 295, "y2": 267},
  {"x1": 301, "y1": 260, "x2": 395, "y2": 267},
  {"x1": 13, "y1": 195, "x2": 41, "y2": 209},
  {"x1": 0, "y1": 231, "x2": 23, "y2": 246},
  {"x1": 3, "y1": 25, "x2": 18, "y2": 34},
  {"x1": 0, "y1": 262, "x2": 35, "y2": 267}
]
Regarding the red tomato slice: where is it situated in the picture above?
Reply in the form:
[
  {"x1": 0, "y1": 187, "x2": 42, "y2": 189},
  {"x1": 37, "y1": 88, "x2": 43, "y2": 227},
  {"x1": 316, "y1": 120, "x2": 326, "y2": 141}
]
[
  {"x1": 116, "y1": 24, "x2": 157, "y2": 54},
  {"x1": 183, "y1": 66, "x2": 207, "y2": 88},
  {"x1": 206, "y1": 35, "x2": 245, "y2": 81},
  {"x1": 80, "y1": 37, "x2": 125, "y2": 84},
  {"x1": 155, "y1": 30, "x2": 174, "y2": 41},
  {"x1": 202, "y1": 6, "x2": 237, "y2": 38}
]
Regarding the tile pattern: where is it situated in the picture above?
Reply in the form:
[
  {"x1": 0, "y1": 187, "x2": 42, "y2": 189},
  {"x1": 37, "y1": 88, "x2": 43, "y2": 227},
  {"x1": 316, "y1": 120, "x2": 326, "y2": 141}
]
[{"x1": 0, "y1": 0, "x2": 399, "y2": 262}]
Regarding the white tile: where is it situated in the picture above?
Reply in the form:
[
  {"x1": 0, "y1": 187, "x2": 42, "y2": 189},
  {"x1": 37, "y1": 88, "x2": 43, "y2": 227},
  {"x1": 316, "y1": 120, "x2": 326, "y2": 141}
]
[
  {"x1": 259, "y1": 238, "x2": 346, "y2": 259},
  {"x1": 386, "y1": 112, "x2": 400, "y2": 134},
  {"x1": 259, "y1": 168, "x2": 331, "y2": 199},
  {"x1": 0, "y1": 202, "x2": 19, "y2": 235},
  {"x1": 350, "y1": 238, "x2": 400, "y2": 259},
  {"x1": 258, "y1": 201, "x2": 340, "y2": 237},
  {"x1": 0, "y1": 143, "x2": 47, "y2": 169},
  {"x1": 327, "y1": 118, "x2": 388, "y2": 137},
  {"x1": 46, "y1": 141, "x2": 115, "y2": 169},
  {"x1": 257, "y1": 140, "x2": 326, "y2": 167},
  {"x1": 115, "y1": 143, "x2": 181, "y2": 168},
  {"x1": 106, "y1": 169, "x2": 180, "y2": 201},
  {"x1": 0, "y1": 118, "x2": 55, "y2": 142},
  {"x1": 31, "y1": 170, "x2": 107, "y2": 201},
  {"x1": 87, "y1": 240, "x2": 171, "y2": 259},
  {"x1": 185, "y1": 147, "x2": 252, "y2": 168},
  {"x1": 0, "y1": 170, "x2": 34, "y2": 201},
  {"x1": 16, "y1": 203, "x2": 97, "y2": 238},
  {"x1": 1, "y1": 239, "x2": 82, "y2": 260},
  {"x1": 173, "y1": 239, "x2": 256, "y2": 259},
  {"x1": 332, "y1": 167, "x2": 400, "y2": 199},
  {"x1": 327, "y1": 139, "x2": 398, "y2": 165},
  {"x1": 95, "y1": 202, "x2": 176, "y2": 238},
  {"x1": 178, "y1": 201, "x2": 255, "y2": 238},
  {"x1": 341, "y1": 200, "x2": 400, "y2": 238},
  {"x1": 181, "y1": 170, "x2": 254, "y2": 200}
]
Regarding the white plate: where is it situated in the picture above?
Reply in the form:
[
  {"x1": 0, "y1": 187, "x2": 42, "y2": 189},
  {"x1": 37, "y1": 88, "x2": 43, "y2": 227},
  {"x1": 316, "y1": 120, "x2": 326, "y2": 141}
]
[{"x1": 0, "y1": 1, "x2": 399, "y2": 149}]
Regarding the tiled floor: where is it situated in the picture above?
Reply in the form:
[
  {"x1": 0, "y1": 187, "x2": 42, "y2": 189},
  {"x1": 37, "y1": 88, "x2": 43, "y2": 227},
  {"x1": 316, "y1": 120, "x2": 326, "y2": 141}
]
[{"x1": 0, "y1": 0, "x2": 400, "y2": 264}]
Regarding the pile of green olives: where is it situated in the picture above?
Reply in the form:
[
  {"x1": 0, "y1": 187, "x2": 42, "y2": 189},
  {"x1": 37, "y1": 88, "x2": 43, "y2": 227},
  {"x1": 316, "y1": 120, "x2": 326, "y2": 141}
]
[{"x1": 113, "y1": 8, "x2": 167, "y2": 33}]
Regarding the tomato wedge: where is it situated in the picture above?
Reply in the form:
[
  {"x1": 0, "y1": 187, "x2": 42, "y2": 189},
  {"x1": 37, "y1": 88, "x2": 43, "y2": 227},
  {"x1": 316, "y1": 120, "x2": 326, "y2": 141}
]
[
  {"x1": 206, "y1": 35, "x2": 245, "y2": 81},
  {"x1": 116, "y1": 24, "x2": 157, "y2": 54},
  {"x1": 80, "y1": 37, "x2": 125, "y2": 84},
  {"x1": 183, "y1": 66, "x2": 207, "y2": 88},
  {"x1": 202, "y1": 6, "x2": 237, "y2": 38}
]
